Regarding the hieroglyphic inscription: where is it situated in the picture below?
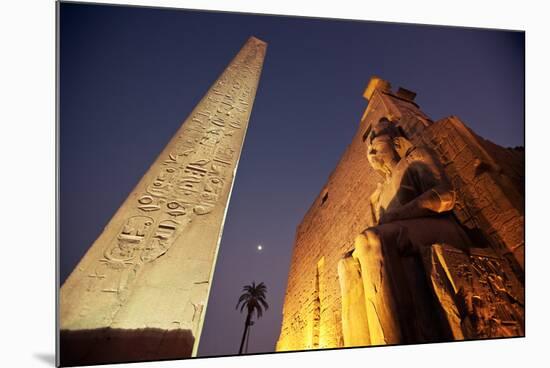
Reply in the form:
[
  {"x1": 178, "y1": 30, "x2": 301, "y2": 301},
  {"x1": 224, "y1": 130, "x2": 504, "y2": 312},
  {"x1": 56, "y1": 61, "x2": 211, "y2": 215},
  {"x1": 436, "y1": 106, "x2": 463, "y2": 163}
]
[
  {"x1": 419, "y1": 117, "x2": 524, "y2": 271},
  {"x1": 428, "y1": 244, "x2": 524, "y2": 339},
  {"x1": 92, "y1": 40, "x2": 263, "y2": 301},
  {"x1": 61, "y1": 37, "x2": 267, "y2": 341}
]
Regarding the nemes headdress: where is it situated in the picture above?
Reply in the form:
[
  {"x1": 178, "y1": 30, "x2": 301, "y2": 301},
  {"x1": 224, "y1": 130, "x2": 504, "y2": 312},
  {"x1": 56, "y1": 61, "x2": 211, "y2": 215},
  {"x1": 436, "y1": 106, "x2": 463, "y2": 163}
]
[{"x1": 364, "y1": 117, "x2": 414, "y2": 158}]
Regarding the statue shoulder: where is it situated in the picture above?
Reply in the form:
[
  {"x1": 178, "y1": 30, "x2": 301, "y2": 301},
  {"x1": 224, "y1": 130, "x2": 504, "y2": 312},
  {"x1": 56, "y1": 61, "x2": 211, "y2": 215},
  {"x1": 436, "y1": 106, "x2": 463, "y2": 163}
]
[
  {"x1": 404, "y1": 147, "x2": 436, "y2": 165},
  {"x1": 404, "y1": 146, "x2": 450, "y2": 187}
]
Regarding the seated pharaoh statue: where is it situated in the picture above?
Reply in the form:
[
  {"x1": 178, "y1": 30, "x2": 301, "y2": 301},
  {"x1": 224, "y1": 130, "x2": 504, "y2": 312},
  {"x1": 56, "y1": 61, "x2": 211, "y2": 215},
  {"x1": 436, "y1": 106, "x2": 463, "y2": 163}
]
[{"x1": 337, "y1": 117, "x2": 474, "y2": 347}]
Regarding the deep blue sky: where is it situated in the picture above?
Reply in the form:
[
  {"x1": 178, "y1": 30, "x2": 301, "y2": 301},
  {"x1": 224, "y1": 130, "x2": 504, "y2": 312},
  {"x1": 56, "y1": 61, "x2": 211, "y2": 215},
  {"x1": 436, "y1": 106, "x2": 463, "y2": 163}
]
[{"x1": 59, "y1": 2, "x2": 524, "y2": 357}]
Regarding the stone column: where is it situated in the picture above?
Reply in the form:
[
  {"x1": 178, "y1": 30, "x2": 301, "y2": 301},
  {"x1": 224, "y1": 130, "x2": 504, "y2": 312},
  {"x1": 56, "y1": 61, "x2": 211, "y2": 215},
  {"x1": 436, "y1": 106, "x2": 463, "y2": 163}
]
[{"x1": 59, "y1": 36, "x2": 267, "y2": 365}]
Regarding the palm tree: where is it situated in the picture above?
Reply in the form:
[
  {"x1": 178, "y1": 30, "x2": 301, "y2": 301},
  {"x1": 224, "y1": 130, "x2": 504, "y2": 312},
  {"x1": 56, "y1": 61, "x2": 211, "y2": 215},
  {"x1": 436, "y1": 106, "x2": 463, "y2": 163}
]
[{"x1": 236, "y1": 281, "x2": 269, "y2": 354}]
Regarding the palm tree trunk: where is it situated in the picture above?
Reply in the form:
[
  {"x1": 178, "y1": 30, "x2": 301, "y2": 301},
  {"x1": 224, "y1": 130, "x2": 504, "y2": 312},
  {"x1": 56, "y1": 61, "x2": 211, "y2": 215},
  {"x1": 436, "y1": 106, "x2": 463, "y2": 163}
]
[
  {"x1": 245, "y1": 321, "x2": 251, "y2": 353},
  {"x1": 238, "y1": 311, "x2": 251, "y2": 354}
]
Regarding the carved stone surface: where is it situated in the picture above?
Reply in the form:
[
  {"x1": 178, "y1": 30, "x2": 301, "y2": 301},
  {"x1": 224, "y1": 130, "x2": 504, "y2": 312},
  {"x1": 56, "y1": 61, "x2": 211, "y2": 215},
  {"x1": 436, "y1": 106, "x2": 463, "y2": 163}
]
[
  {"x1": 60, "y1": 36, "x2": 267, "y2": 365},
  {"x1": 426, "y1": 244, "x2": 524, "y2": 339},
  {"x1": 418, "y1": 117, "x2": 524, "y2": 272},
  {"x1": 276, "y1": 77, "x2": 524, "y2": 352}
]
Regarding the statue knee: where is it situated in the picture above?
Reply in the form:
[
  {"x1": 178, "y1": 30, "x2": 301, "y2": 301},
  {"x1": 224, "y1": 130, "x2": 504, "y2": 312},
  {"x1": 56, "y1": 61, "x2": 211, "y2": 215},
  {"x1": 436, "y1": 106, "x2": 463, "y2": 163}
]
[
  {"x1": 338, "y1": 256, "x2": 359, "y2": 278},
  {"x1": 338, "y1": 256, "x2": 363, "y2": 296},
  {"x1": 353, "y1": 230, "x2": 382, "y2": 259},
  {"x1": 365, "y1": 230, "x2": 382, "y2": 252},
  {"x1": 353, "y1": 233, "x2": 368, "y2": 255}
]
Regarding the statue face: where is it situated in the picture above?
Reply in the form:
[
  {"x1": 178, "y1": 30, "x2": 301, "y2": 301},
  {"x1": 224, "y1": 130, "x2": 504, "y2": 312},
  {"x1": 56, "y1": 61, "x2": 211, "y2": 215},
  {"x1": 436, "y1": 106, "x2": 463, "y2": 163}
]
[{"x1": 366, "y1": 135, "x2": 398, "y2": 172}]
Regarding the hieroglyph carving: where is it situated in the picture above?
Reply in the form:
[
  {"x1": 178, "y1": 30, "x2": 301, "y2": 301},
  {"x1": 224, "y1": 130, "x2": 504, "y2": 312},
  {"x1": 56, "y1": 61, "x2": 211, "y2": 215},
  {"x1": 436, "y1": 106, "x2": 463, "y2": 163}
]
[
  {"x1": 61, "y1": 37, "x2": 267, "y2": 338},
  {"x1": 87, "y1": 40, "x2": 265, "y2": 305},
  {"x1": 428, "y1": 244, "x2": 524, "y2": 339}
]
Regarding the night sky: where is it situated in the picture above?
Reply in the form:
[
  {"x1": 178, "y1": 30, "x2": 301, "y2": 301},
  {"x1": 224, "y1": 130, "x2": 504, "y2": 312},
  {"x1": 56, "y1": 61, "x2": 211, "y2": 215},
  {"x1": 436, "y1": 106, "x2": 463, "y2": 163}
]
[{"x1": 59, "y1": 2, "x2": 524, "y2": 357}]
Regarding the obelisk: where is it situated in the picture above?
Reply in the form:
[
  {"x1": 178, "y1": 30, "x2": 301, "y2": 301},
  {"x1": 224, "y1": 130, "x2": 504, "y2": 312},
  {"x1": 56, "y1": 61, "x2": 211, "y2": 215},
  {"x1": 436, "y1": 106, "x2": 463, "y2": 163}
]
[{"x1": 59, "y1": 36, "x2": 267, "y2": 365}]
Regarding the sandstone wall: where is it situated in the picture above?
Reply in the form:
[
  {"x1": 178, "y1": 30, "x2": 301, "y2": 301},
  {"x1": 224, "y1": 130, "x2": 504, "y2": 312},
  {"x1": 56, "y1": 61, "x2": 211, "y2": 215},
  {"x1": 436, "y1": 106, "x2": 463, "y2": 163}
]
[{"x1": 276, "y1": 78, "x2": 524, "y2": 351}]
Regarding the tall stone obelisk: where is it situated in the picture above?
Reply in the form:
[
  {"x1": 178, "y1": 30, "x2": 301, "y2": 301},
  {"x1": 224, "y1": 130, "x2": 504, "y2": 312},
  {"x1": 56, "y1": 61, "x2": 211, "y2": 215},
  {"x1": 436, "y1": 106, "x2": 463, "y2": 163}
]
[{"x1": 59, "y1": 36, "x2": 267, "y2": 365}]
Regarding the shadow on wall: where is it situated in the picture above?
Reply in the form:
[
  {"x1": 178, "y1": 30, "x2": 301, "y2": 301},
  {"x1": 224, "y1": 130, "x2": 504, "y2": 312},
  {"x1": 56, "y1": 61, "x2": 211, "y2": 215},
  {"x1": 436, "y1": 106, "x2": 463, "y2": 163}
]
[{"x1": 60, "y1": 327, "x2": 194, "y2": 366}]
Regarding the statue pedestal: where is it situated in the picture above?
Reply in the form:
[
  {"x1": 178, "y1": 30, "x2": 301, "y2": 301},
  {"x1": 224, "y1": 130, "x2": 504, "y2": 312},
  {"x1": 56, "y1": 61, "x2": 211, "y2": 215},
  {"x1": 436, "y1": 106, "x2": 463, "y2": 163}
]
[{"x1": 424, "y1": 244, "x2": 525, "y2": 340}]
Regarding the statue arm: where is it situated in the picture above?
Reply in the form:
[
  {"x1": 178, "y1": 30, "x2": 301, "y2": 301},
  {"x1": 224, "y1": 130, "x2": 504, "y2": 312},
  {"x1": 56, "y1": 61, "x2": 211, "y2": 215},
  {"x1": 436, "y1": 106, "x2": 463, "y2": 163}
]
[{"x1": 381, "y1": 185, "x2": 455, "y2": 223}]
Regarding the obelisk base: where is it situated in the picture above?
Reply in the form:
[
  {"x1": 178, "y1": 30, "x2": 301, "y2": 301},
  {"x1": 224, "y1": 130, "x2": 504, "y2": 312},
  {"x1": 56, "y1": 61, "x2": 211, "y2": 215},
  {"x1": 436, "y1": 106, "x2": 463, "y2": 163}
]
[{"x1": 60, "y1": 328, "x2": 194, "y2": 366}]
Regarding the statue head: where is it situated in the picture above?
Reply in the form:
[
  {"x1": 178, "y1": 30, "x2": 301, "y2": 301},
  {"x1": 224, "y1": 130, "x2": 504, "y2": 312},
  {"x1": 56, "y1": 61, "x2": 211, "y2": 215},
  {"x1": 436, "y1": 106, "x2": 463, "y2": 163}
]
[{"x1": 365, "y1": 118, "x2": 413, "y2": 175}]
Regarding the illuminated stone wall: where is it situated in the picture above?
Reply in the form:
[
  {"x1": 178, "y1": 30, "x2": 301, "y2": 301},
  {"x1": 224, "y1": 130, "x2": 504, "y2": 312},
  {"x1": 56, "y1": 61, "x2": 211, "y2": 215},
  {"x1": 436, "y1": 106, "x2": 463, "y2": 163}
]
[{"x1": 276, "y1": 77, "x2": 524, "y2": 351}]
